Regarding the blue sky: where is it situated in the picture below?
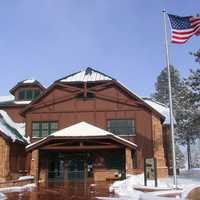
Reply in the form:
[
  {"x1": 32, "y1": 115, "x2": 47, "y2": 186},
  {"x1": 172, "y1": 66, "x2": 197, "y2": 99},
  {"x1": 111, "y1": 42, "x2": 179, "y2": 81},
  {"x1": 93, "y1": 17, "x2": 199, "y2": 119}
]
[{"x1": 0, "y1": 0, "x2": 199, "y2": 97}]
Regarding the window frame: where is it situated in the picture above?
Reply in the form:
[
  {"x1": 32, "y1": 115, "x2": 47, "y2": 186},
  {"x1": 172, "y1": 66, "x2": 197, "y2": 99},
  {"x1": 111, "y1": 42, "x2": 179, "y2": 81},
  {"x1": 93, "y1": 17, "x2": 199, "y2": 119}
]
[
  {"x1": 18, "y1": 89, "x2": 41, "y2": 101},
  {"x1": 107, "y1": 119, "x2": 136, "y2": 136},
  {"x1": 32, "y1": 121, "x2": 58, "y2": 138}
]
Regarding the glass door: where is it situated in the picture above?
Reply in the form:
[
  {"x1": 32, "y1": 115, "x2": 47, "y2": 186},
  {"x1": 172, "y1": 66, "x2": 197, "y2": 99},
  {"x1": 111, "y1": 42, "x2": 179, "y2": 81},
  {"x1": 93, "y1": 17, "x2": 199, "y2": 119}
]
[
  {"x1": 48, "y1": 160, "x2": 65, "y2": 182},
  {"x1": 66, "y1": 159, "x2": 85, "y2": 181}
]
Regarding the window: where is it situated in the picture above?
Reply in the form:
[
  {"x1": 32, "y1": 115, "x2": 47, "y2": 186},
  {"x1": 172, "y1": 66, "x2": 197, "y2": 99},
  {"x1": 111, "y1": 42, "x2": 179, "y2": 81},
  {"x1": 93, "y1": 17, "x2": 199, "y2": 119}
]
[
  {"x1": 18, "y1": 89, "x2": 41, "y2": 100},
  {"x1": 32, "y1": 121, "x2": 58, "y2": 138},
  {"x1": 107, "y1": 119, "x2": 135, "y2": 136}
]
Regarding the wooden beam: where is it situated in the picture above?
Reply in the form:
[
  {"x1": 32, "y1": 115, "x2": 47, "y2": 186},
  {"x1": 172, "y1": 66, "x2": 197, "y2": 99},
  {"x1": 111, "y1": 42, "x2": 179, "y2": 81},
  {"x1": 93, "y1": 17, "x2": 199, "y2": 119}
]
[
  {"x1": 83, "y1": 82, "x2": 87, "y2": 98},
  {"x1": 40, "y1": 145, "x2": 121, "y2": 150}
]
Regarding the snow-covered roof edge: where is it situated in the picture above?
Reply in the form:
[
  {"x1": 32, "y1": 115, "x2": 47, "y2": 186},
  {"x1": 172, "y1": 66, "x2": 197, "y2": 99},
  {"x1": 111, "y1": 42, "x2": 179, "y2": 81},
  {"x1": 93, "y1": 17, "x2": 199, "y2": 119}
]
[
  {"x1": 26, "y1": 121, "x2": 137, "y2": 150},
  {"x1": 0, "y1": 110, "x2": 28, "y2": 144},
  {"x1": 143, "y1": 97, "x2": 176, "y2": 125},
  {"x1": 0, "y1": 95, "x2": 15, "y2": 103},
  {"x1": 57, "y1": 67, "x2": 114, "y2": 83}
]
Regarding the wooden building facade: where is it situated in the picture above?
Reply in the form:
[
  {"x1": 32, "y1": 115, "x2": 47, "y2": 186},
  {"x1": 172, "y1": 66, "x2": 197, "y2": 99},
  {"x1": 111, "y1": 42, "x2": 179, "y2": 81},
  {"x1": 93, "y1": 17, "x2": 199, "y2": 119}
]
[{"x1": 0, "y1": 68, "x2": 170, "y2": 183}]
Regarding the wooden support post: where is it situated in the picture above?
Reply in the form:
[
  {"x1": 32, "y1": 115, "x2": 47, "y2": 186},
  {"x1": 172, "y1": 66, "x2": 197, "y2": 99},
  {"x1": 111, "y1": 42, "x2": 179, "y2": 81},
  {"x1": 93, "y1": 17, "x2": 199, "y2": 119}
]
[
  {"x1": 125, "y1": 148, "x2": 133, "y2": 174},
  {"x1": 30, "y1": 150, "x2": 39, "y2": 183}
]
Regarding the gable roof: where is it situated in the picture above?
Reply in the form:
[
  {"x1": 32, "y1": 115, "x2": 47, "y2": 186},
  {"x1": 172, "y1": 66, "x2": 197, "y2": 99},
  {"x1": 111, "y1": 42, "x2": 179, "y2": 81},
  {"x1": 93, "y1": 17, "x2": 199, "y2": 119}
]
[
  {"x1": 26, "y1": 121, "x2": 137, "y2": 151},
  {"x1": 0, "y1": 110, "x2": 28, "y2": 144},
  {"x1": 57, "y1": 67, "x2": 114, "y2": 83},
  {"x1": 20, "y1": 68, "x2": 165, "y2": 121},
  {"x1": 10, "y1": 79, "x2": 45, "y2": 95}
]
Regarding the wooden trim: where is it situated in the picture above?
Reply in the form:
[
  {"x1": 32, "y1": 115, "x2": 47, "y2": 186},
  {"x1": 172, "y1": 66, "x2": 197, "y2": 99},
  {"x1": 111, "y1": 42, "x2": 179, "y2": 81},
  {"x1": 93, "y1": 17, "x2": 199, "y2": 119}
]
[
  {"x1": 40, "y1": 144, "x2": 121, "y2": 150},
  {"x1": 29, "y1": 108, "x2": 144, "y2": 114},
  {"x1": 26, "y1": 135, "x2": 137, "y2": 152},
  {"x1": 20, "y1": 80, "x2": 165, "y2": 122}
]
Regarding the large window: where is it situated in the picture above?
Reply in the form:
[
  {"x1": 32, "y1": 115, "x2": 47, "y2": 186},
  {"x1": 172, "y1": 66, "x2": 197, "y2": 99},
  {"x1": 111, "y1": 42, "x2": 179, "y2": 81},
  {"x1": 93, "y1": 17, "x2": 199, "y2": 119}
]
[
  {"x1": 18, "y1": 89, "x2": 41, "y2": 100},
  {"x1": 32, "y1": 121, "x2": 58, "y2": 138},
  {"x1": 107, "y1": 119, "x2": 135, "y2": 136}
]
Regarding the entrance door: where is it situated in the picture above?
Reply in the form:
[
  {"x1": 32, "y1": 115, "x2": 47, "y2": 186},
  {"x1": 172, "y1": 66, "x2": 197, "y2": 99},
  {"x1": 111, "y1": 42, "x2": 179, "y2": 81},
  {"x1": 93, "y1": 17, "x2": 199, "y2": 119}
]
[
  {"x1": 48, "y1": 160, "x2": 65, "y2": 181},
  {"x1": 48, "y1": 159, "x2": 89, "y2": 182},
  {"x1": 66, "y1": 159, "x2": 85, "y2": 181}
]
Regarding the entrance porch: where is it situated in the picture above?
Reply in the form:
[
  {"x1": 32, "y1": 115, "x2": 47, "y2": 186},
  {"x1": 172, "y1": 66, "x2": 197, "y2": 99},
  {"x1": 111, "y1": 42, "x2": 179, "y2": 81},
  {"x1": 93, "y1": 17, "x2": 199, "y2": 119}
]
[{"x1": 26, "y1": 122, "x2": 137, "y2": 183}]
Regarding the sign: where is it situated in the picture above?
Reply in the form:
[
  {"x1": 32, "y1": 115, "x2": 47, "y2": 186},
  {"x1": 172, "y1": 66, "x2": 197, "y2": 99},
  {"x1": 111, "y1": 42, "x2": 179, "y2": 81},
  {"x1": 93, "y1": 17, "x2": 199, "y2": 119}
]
[{"x1": 144, "y1": 158, "x2": 157, "y2": 187}]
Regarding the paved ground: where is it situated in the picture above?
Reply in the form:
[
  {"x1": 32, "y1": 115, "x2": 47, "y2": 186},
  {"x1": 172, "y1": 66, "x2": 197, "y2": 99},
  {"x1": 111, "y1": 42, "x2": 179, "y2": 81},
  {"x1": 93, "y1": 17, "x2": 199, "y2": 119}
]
[
  {"x1": 4, "y1": 169, "x2": 200, "y2": 200},
  {"x1": 5, "y1": 181, "x2": 111, "y2": 200}
]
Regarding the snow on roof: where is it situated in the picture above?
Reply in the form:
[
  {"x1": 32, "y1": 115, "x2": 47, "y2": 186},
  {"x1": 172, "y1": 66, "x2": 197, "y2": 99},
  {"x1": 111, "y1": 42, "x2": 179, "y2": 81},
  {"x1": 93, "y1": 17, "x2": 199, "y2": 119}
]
[
  {"x1": 27, "y1": 121, "x2": 136, "y2": 149},
  {"x1": 0, "y1": 96, "x2": 32, "y2": 106},
  {"x1": 14, "y1": 100, "x2": 32, "y2": 105},
  {"x1": 52, "y1": 121, "x2": 136, "y2": 146},
  {"x1": 59, "y1": 67, "x2": 113, "y2": 83},
  {"x1": 51, "y1": 121, "x2": 111, "y2": 137},
  {"x1": 22, "y1": 79, "x2": 36, "y2": 84},
  {"x1": 143, "y1": 98, "x2": 176, "y2": 125},
  {"x1": 0, "y1": 110, "x2": 28, "y2": 143},
  {"x1": 0, "y1": 95, "x2": 14, "y2": 103}
]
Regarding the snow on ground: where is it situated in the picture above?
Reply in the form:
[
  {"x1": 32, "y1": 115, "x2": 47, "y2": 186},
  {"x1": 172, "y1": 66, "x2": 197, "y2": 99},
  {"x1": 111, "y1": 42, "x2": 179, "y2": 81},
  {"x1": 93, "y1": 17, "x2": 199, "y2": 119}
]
[
  {"x1": 0, "y1": 183, "x2": 36, "y2": 194},
  {"x1": 0, "y1": 183, "x2": 36, "y2": 200},
  {"x1": 0, "y1": 193, "x2": 6, "y2": 200},
  {"x1": 99, "y1": 170, "x2": 200, "y2": 200},
  {"x1": 109, "y1": 174, "x2": 171, "y2": 200},
  {"x1": 18, "y1": 176, "x2": 34, "y2": 181}
]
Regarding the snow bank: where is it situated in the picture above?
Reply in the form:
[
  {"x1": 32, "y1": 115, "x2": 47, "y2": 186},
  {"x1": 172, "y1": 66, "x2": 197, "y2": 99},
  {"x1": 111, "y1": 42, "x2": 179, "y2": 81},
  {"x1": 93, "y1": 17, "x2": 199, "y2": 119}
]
[
  {"x1": 18, "y1": 176, "x2": 34, "y2": 181},
  {"x1": 0, "y1": 193, "x2": 6, "y2": 200},
  {"x1": 109, "y1": 174, "x2": 171, "y2": 200},
  {"x1": 0, "y1": 183, "x2": 36, "y2": 193}
]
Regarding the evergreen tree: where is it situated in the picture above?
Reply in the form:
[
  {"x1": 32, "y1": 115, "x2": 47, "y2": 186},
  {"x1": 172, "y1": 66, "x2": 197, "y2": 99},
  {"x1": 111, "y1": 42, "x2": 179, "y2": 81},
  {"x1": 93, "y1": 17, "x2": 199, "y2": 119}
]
[
  {"x1": 175, "y1": 145, "x2": 185, "y2": 169},
  {"x1": 191, "y1": 49, "x2": 200, "y2": 64},
  {"x1": 152, "y1": 66, "x2": 198, "y2": 169},
  {"x1": 153, "y1": 65, "x2": 182, "y2": 115},
  {"x1": 175, "y1": 82, "x2": 199, "y2": 169},
  {"x1": 186, "y1": 69, "x2": 200, "y2": 106},
  {"x1": 191, "y1": 139, "x2": 200, "y2": 168}
]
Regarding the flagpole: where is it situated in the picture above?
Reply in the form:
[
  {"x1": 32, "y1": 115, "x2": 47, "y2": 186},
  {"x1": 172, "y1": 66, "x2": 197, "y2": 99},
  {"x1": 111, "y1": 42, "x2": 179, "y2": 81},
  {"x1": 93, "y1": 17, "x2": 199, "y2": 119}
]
[{"x1": 162, "y1": 10, "x2": 177, "y2": 188}]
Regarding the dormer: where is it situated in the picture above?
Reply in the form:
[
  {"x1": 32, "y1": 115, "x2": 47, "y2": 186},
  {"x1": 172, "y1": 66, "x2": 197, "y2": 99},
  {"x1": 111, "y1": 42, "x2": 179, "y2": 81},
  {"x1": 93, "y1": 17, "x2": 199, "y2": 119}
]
[{"x1": 10, "y1": 79, "x2": 45, "y2": 101}]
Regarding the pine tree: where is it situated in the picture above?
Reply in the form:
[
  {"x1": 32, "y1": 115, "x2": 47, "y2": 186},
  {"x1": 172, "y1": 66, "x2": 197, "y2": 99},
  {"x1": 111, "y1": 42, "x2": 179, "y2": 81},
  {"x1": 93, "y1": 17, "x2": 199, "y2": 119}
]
[
  {"x1": 191, "y1": 140, "x2": 200, "y2": 168},
  {"x1": 175, "y1": 145, "x2": 185, "y2": 169},
  {"x1": 186, "y1": 69, "x2": 200, "y2": 106},
  {"x1": 152, "y1": 66, "x2": 198, "y2": 170},
  {"x1": 153, "y1": 65, "x2": 182, "y2": 117},
  {"x1": 175, "y1": 82, "x2": 199, "y2": 169},
  {"x1": 191, "y1": 49, "x2": 200, "y2": 64}
]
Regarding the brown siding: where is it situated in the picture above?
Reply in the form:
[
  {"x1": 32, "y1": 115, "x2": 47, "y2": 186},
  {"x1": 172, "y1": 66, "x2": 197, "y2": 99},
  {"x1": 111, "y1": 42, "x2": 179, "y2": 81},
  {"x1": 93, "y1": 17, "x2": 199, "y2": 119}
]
[
  {"x1": 152, "y1": 115, "x2": 168, "y2": 177},
  {"x1": 0, "y1": 137, "x2": 10, "y2": 180},
  {"x1": 10, "y1": 143, "x2": 26, "y2": 175},
  {"x1": 25, "y1": 85, "x2": 155, "y2": 174},
  {"x1": 2, "y1": 107, "x2": 25, "y2": 123}
]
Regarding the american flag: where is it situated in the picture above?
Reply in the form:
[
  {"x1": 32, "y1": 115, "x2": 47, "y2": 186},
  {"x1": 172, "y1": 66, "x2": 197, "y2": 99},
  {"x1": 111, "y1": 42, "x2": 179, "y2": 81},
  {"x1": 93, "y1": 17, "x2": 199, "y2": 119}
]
[{"x1": 168, "y1": 14, "x2": 200, "y2": 44}]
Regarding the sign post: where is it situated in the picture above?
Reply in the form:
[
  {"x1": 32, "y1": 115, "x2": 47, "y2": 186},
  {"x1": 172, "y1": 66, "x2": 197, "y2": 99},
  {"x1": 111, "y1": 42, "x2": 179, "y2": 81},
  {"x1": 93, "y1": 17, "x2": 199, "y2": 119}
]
[{"x1": 144, "y1": 158, "x2": 157, "y2": 187}]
